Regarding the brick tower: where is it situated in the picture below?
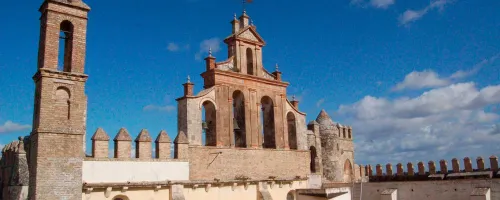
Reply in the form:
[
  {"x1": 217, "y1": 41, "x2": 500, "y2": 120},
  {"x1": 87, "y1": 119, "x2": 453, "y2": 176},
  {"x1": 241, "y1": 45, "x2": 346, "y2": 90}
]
[{"x1": 29, "y1": 0, "x2": 90, "y2": 199}]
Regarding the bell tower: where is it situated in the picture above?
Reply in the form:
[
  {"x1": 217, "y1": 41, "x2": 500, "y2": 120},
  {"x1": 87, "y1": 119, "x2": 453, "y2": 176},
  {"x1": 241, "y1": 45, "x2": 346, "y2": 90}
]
[
  {"x1": 224, "y1": 11, "x2": 266, "y2": 76},
  {"x1": 30, "y1": 0, "x2": 90, "y2": 199}
]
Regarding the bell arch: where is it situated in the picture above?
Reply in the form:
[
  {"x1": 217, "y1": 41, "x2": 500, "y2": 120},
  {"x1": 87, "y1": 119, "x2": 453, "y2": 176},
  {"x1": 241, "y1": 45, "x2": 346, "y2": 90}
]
[
  {"x1": 59, "y1": 20, "x2": 74, "y2": 72},
  {"x1": 287, "y1": 112, "x2": 297, "y2": 150},
  {"x1": 233, "y1": 90, "x2": 246, "y2": 148},
  {"x1": 202, "y1": 100, "x2": 217, "y2": 146},
  {"x1": 260, "y1": 96, "x2": 275, "y2": 148},
  {"x1": 246, "y1": 48, "x2": 254, "y2": 75}
]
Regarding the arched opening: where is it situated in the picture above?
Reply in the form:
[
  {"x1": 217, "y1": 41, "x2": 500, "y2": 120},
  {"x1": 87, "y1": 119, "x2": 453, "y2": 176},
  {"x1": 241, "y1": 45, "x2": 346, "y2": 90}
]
[
  {"x1": 233, "y1": 90, "x2": 246, "y2": 148},
  {"x1": 55, "y1": 87, "x2": 70, "y2": 120},
  {"x1": 287, "y1": 112, "x2": 297, "y2": 150},
  {"x1": 310, "y1": 146, "x2": 317, "y2": 173},
  {"x1": 202, "y1": 101, "x2": 217, "y2": 146},
  {"x1": 286, "y1": 191, "x2": 295, "y2": 200},
  {"x1": 261, "y1": 96, "x2": 275, "y2": 148},
  {"x1": 246, "y1": 48, "x2": 254, "y2": 75},
  {"x1": 344, "y1": 159, "x2": 353, "y2": 182},
  {"x1": 112, "y1": 195, "x2": 129, "y2": 200},
  {"x1": 343, "y1": 129, "x2": 346, "y2": 138},
  {"x1": 59, "y1": 20, "x2": 74, "y2": 72},
  {"x1": 348, "y1": 129, "x2": 352, "y2": 139}
]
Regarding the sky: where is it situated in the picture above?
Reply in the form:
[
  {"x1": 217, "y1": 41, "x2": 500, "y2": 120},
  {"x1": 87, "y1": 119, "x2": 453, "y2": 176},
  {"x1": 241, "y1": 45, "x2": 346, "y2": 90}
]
[{"x1": 0, "y1": 0, "x2": 499, "y2": 167}]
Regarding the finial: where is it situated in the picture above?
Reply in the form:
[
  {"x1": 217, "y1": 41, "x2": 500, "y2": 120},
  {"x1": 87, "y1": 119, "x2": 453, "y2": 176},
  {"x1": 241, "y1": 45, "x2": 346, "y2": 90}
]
[
  {"x1": 187, "y1": 75, "x2": 191, "y2": 83},
  {"x1": 234, "y1": 13, "x2": 237, "y2": 20},
  {"x1": 250, "y1": 19, "x2": 254, "y2": 26},
  {"x1": 292, "y1": 95, "x2": 296, "y2": 101},
  {"x1": 275, "y1": 63, "x2": 279, "y2": 72},
  {"x1": 208, "y1": 47, "x2": 212, "y2": 57}
]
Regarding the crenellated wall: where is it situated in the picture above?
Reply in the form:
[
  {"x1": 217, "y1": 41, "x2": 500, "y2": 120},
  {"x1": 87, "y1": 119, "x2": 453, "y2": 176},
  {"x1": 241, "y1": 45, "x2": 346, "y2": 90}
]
[
  {"x1": 90, "y1": 128, "x2": 172, "y2": 159},
  {"x1": 364, "y1": 155, "x2": 499, "y2": 181}
]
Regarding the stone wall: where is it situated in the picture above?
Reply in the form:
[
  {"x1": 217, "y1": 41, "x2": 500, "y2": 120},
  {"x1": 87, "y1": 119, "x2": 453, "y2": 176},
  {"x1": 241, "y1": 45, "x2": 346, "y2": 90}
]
[
  {"x1": 188, "y1": 146, "x2": 310, "y2": 180},
  {"x1": 356, "y1": 179, "x2": 500, "y2": 200}
]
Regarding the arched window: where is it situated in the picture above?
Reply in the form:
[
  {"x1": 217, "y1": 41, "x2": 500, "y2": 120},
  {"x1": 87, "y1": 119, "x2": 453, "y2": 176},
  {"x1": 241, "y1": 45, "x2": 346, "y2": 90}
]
[
  {"x1": 261, "y1": 96, "x2": 275, "y2": 148},
  {"x1": 59, "y1": 20, "x2": 74, "y2": 72},
  {"x1": 112, "y1": 195, "x2": 129, "y2": 200},
  {"x1": 287, "y1": 112, "x2": 297, "y2": 150},
  {"x1": 202, "y1": 101, "x2": 217, "y2": 146},
  {"x1": 344, "y1": 159, "x2": 353, "y2": 182},
  {"x1": 287, "y1": 191, "x2": 295, "y2": 200},
  {"x1": 55, "y1": 87, "x2": 70, "y2": 120},
  {"x1": 233, "y1": 90, "x2": 246, "y2": 148},
  {"x1": 246, "y1": 48, "x2": 254, "y2": 75},
  {"x1": 310, "y1": 146, "x2": 317, "y2": 173}
]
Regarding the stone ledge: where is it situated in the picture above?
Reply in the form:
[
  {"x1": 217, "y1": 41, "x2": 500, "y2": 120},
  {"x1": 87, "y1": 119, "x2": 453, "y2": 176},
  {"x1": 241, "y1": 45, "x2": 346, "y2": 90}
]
[
  {"x1": 188, "y1": 145, "x2": 309, "y2": 152},
  {"x1": 82, "y1": 177, "x2": 307, "y2": 189},
  {"x1": 447, "y1": 171, "x2": 493, "y2": 179},
  {"x1": 83, "y1": 157, "x2": 188, "y2": 162}
]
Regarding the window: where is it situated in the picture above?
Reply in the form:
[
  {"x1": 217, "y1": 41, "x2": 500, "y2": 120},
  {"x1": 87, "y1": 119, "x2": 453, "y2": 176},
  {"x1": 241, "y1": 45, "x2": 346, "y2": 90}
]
[{"x1": 287, "y1": 112, "x2": 297, "y2": 150}]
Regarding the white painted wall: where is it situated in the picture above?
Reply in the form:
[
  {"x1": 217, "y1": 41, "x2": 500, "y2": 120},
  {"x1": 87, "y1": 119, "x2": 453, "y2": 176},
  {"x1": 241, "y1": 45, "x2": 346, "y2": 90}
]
[{"x1": 82, "y1": 161, "x2": 189, "y2": 183}]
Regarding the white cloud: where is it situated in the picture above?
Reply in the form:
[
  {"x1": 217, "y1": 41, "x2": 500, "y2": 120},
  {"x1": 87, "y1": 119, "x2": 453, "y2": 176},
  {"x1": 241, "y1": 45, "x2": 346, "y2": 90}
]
[
  {"x1": 351, "y1": 0, "x2": 395, "y2": 9},
  {"x1": 195, "y1": 38, "x2": 221, "y2": 61},
  {"x1": 370, "y1": 0, "x2": 395, "y2": 9},
  {"x1": 399, "y1": 0, "x2": 453, "y2": 25},
  {"x1": 491, "y1": 124, "x2": 500, "y2": 135},
  {"x1": 0, "y1": 121, "x2": 31, "y2": 133},
  {"x1": 392, "y1": 70, "x2": 450, "y2": 91},
  {"x1": 316, "y1": 98, "x2": 325, "y2": 108},
  {"x1": 143, "y1": 105, "x2": 176, "y2": 112},
  {"x1": 338, "y1": 81, "x2": 500, "y2": 165},
  {"x1": 451, "y1": 53, "x2": 500, "y2": 79},
  {"x1": 167, "y1": 43, "x2": 180, "y2": 52}
]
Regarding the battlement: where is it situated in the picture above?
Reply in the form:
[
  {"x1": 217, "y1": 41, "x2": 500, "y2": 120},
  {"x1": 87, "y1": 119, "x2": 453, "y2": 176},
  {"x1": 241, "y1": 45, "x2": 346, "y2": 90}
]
[
  {"x1": 361, "y1": 155, "x2": 500, "y2": 182},
  {"x1": 90, "y1": 127, "x2": 174, "y2": 160}
]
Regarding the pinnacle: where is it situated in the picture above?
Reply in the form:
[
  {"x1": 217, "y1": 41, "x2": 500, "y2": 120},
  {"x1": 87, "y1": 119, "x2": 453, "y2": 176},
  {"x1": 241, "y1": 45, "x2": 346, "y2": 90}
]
[
  {"x1": 114, "y1": 128, "x2": 132, "y2": 141},
  {"x1": 174, "y1": 131, "x2": 189, "y2": 144},
  {"x1": 316, "y1": 109, "x2": 331, "y2": 121},
  {"x1": 91, "y1": 128, "x2": 110, "y2": 141},
  {"x1": 155, "y1": 130, "x2": 171, "y2": 143},
  {"x1": 135, "y1": 129, "x2": 152, "y2": 142}
]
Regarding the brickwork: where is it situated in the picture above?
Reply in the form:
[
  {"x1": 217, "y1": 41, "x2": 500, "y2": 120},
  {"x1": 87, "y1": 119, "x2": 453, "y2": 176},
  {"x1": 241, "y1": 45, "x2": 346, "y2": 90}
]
[
  {"x1": 135, "y1": 129, "x2": 153, "y2": 159},
  {"x1": 188, "y1": 146, "x2": 310, "y2": 180},
  {"x1": 155, "y1": 130, "x2": 172, "y2": 159},
  {"x1": 28, "y1": 1, "x2": 90, "y2": 199},
  {"x1": 114, "y1": 128, "x2": 132, "y2": 158},
  {"x1": 91, "y1": 128, "x2": 110, "y2": 158}
]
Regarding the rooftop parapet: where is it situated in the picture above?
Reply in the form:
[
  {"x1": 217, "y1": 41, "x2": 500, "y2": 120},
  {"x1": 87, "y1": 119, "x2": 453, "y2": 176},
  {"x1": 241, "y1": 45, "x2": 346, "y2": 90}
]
[
  {"x1": 364, "y1": 155, "x2": 500, "y2": 182},
  {"x1": 90, "y1": 128, "x2": 180, "y2": 160}
]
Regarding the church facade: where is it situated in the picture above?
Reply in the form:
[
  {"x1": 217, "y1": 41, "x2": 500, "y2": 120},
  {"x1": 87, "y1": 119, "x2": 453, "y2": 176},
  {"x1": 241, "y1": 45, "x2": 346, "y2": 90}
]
[{"x1": 0, "y1": 0, "x2": 359, "y2": 200}]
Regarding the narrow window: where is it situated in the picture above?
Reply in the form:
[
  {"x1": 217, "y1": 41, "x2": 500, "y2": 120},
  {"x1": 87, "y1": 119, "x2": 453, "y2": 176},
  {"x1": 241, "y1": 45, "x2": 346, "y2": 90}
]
[
  {"x1": 310, "y1": 146, "x2": 317, "y2": 173},
  {"x1": 58, "y1": 20, "x2": 74, "y2": 72},
  {"x1": 233, "y1": 91, "x2": 246, "y2": 148},
  {"x1": 287, "y1": 112, "x2": 297, "y2": 150},
  {"x1": 246, "y1": 48, "x2": 254, "y2": 75}
]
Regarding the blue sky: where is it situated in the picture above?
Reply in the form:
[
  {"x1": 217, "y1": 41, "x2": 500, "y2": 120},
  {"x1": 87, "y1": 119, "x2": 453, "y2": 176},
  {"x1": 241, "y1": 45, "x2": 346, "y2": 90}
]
[{"x1": 0, "y1": 0, "x2": 499, "y2": 166}]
